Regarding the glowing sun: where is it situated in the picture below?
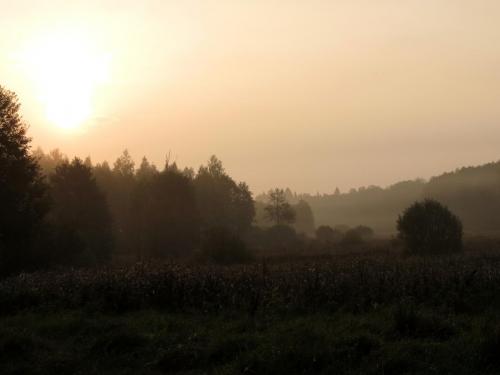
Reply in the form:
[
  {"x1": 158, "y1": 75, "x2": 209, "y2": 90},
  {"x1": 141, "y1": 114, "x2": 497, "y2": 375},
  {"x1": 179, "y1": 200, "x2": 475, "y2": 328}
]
[{"x1": 19, "y1": 30, "x2": 111, "y2": 131}]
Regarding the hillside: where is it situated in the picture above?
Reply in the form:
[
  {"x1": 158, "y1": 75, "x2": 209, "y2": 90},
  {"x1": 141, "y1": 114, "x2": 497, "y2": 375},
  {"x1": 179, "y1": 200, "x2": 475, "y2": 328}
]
[{"x1": 263, "y1": 160, "x2": 500, "y2": 235}]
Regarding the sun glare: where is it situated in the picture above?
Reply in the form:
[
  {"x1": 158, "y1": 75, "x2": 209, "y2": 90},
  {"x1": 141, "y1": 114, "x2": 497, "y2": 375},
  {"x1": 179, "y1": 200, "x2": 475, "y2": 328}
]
[{"x1": 19, "y1": 31, "x2": 110, "y2": 131}]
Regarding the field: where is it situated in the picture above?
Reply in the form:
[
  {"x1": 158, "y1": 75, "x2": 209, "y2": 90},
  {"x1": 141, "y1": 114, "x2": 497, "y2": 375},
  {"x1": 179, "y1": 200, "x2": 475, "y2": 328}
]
[{"x1": 3, "y1": 245, "x2": 500, "y2": 374}]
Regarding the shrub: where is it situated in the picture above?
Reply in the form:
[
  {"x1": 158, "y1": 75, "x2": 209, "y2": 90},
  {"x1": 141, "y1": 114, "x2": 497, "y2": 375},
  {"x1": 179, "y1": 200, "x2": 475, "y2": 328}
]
[
  {"x1": 340, "y1": 229, "x2": 363, "y2": 247},
  {"x1": 265, "y1": 225, "x2": 299, "y2": 251},
  {"x1": 316, "y1": 226, "x2": 337, "y2": 243},
  {"x1": 352, "y1": 225, "x2": 374, "y2": 239},
  {"x1": 200, "y1": 227, "x2": 254, "y2": 264},
  {"x1": 397, "y1": 199, "x2": 463, "y2": 255},
  {"x1": 340, "y1": 225, "x2": 374, "y2": 247}
]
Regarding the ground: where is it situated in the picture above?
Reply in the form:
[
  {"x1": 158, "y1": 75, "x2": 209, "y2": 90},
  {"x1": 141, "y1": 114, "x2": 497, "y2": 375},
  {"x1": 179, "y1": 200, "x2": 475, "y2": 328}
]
[
  {"x1": 2, "y1": 308, "x2": 500, "y2": 374},
  {"x1": 2, "y1": 249, "x2": 500, "y2": 374}
]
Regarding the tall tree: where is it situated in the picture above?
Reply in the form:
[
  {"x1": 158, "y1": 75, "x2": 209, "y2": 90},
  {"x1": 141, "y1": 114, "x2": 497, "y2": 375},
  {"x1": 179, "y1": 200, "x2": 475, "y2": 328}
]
[
  {"x1": 49, "y1": 158, "x2": 113, "y2": 264},
  {"x1": 136, "y1": 156, "x2": 157, "y2": 182},
  {"x1": 232, "y1": 182, "x2": 255, "y2": 231},
  {"x1": 0, "y1": 86, "x2": 48, "y2": 274},
  {"x1": 132, "y1": 168, "x2": 199, "y2": 259},
  {"x1": 109, "y1": 150, "x2": 136, "y2": 254},
  {"x1": 293, "y1": 200, "x2": 315, "y2": 235},
  {"x1": 264, "y1": 188, "x2": 296, "y2": 226},
  {"x1": 195, "y1": 156, "x2": 255, "y2": 234}
]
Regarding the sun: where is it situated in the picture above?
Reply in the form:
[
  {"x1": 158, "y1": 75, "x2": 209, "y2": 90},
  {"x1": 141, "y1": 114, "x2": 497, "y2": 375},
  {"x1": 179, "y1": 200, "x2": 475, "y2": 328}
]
[{"x1": 19, "y1": 30, "x2": 110, "y2": 131}]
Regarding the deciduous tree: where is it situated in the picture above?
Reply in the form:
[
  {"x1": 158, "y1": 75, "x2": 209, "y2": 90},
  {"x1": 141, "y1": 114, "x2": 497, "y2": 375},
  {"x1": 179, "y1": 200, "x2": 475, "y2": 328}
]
[{"x1": 264, "y1": 188, "x2": 296, "y2": 226}]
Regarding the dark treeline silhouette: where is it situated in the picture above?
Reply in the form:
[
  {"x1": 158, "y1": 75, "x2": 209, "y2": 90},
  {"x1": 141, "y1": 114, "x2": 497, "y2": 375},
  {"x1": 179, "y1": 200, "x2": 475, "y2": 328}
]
[
  {"x1": 1, "y1": 85, "x2": 498, "y2": 276},
  {"x1": 33, "y1": 144, "x2": 324, "y2": 265},
  {"x1": 0, "y1": 84, "x2": 268, "y2": 274},
  {"x1": 35, "y1": 148, "x2": 257, "y2": 264}
]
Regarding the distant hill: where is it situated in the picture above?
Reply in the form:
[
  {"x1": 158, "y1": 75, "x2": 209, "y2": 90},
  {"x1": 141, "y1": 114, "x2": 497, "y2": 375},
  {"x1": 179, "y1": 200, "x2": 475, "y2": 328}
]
[
  {"x1": 258, "y1": 160, "x2": 500, "y2": 235},
  {"x1": 423, "y1": 161, "x2": 500, "y2": 235}
]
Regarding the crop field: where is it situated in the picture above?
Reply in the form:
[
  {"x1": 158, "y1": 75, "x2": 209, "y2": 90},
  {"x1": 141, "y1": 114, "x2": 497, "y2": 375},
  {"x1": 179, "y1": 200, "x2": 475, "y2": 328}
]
[
  {"x1": 3, "y1": 250, "x2": 500, "y2": 314},
  {"x1": 2, "y1": 249, "x2": 500, "y2": 374}
]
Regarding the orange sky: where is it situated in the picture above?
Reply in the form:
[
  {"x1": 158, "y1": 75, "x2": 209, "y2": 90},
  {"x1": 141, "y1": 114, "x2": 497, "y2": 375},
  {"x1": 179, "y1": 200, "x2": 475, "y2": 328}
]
[{"x1": 2, "y1": 0, "x2": 500, "y2": 193}]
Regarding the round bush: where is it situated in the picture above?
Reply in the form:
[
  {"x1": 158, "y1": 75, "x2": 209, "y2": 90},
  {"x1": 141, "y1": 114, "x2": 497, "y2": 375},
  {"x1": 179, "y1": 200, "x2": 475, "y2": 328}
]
[{"x1": 397, "y1": 199, "x2": 463, "y2": 255}]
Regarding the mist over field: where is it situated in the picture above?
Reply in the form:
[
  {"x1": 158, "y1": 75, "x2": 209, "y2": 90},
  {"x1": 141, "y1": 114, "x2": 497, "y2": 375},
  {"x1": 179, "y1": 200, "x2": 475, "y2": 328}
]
[{"x1": 2, "y1": 1, "x2": 500, "y2": 374}]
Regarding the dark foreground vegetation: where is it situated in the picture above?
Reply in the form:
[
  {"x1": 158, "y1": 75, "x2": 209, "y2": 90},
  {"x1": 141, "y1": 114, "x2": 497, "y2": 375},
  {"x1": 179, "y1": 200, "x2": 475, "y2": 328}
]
[
  {"x1": 2, "y1": 247, "x2": 500, "y2": 374},
  {"x1": 3, "y1": 306, "x2": 500, "y2": 375},
  {"x1": 2, "y1": 248, "x2": 498, "y2": 315}
]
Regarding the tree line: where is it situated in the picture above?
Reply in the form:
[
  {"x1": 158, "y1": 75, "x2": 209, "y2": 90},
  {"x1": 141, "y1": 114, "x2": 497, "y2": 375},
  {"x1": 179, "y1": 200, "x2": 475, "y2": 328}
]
[
  {"x1": 1, "y1": 86, "x2": 323, "y2": 274},
  {"x1": 270, "y1": 160, "x2": 500, "y2": 236},
  {"x1": 0, "y1": 85, "x2": 469, "y2": 275},
  {"x1": 35, "y1": 149, "x2": 258, "y2": 263}
]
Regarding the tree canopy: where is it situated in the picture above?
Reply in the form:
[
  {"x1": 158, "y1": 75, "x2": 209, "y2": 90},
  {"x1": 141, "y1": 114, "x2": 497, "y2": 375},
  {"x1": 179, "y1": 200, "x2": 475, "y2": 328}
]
[
  {"x1": 0, "y1": 86, "x2": 48, "y2": 274},
  {"x1": 264, "y1": 188, "x2": 296, "y2": 226},
  {"x1": 397, "y1": 199, "x2": 463, "y2": 255},
  {"x1": 194, "y1": 156, "x2": 255, "y2": 234},
  {"x1": 49, "y1": 158, "x2": 113, "y2": 264}
]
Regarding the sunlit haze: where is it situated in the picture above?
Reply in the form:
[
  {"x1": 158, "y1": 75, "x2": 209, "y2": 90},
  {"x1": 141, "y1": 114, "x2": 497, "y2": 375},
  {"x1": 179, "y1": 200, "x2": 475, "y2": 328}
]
[
  {"x1": 16, "y1": 29, "x2": 110, "y2": 131},
  {"x1": 3, "y1": 0, "x2": 500, "y2": 193}
]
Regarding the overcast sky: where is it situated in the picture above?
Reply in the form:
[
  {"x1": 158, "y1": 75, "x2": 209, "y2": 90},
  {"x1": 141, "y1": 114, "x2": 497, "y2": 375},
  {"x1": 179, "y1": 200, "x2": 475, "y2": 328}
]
[{"x1": 2, "y1": 0, "x2": 500, "y2": 193}]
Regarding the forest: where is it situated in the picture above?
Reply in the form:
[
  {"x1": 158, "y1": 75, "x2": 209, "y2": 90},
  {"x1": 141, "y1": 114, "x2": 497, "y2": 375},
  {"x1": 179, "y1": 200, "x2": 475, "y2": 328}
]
[
  {"x1": 3, "y1": 85, "x2": 500, "y2": 374},
  {"x1": 24, "y1": 138, "x2": 500, "y2": 272},
  {"x1": 262, "y1": 161, "x2": 500, "y2": 236}
]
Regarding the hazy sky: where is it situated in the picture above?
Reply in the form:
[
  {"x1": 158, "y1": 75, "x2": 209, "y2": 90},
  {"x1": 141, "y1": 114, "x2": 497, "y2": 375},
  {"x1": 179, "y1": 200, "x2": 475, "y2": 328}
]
[{"x1": 2, "y1": 0, "x2": 500, "y2": 193}]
